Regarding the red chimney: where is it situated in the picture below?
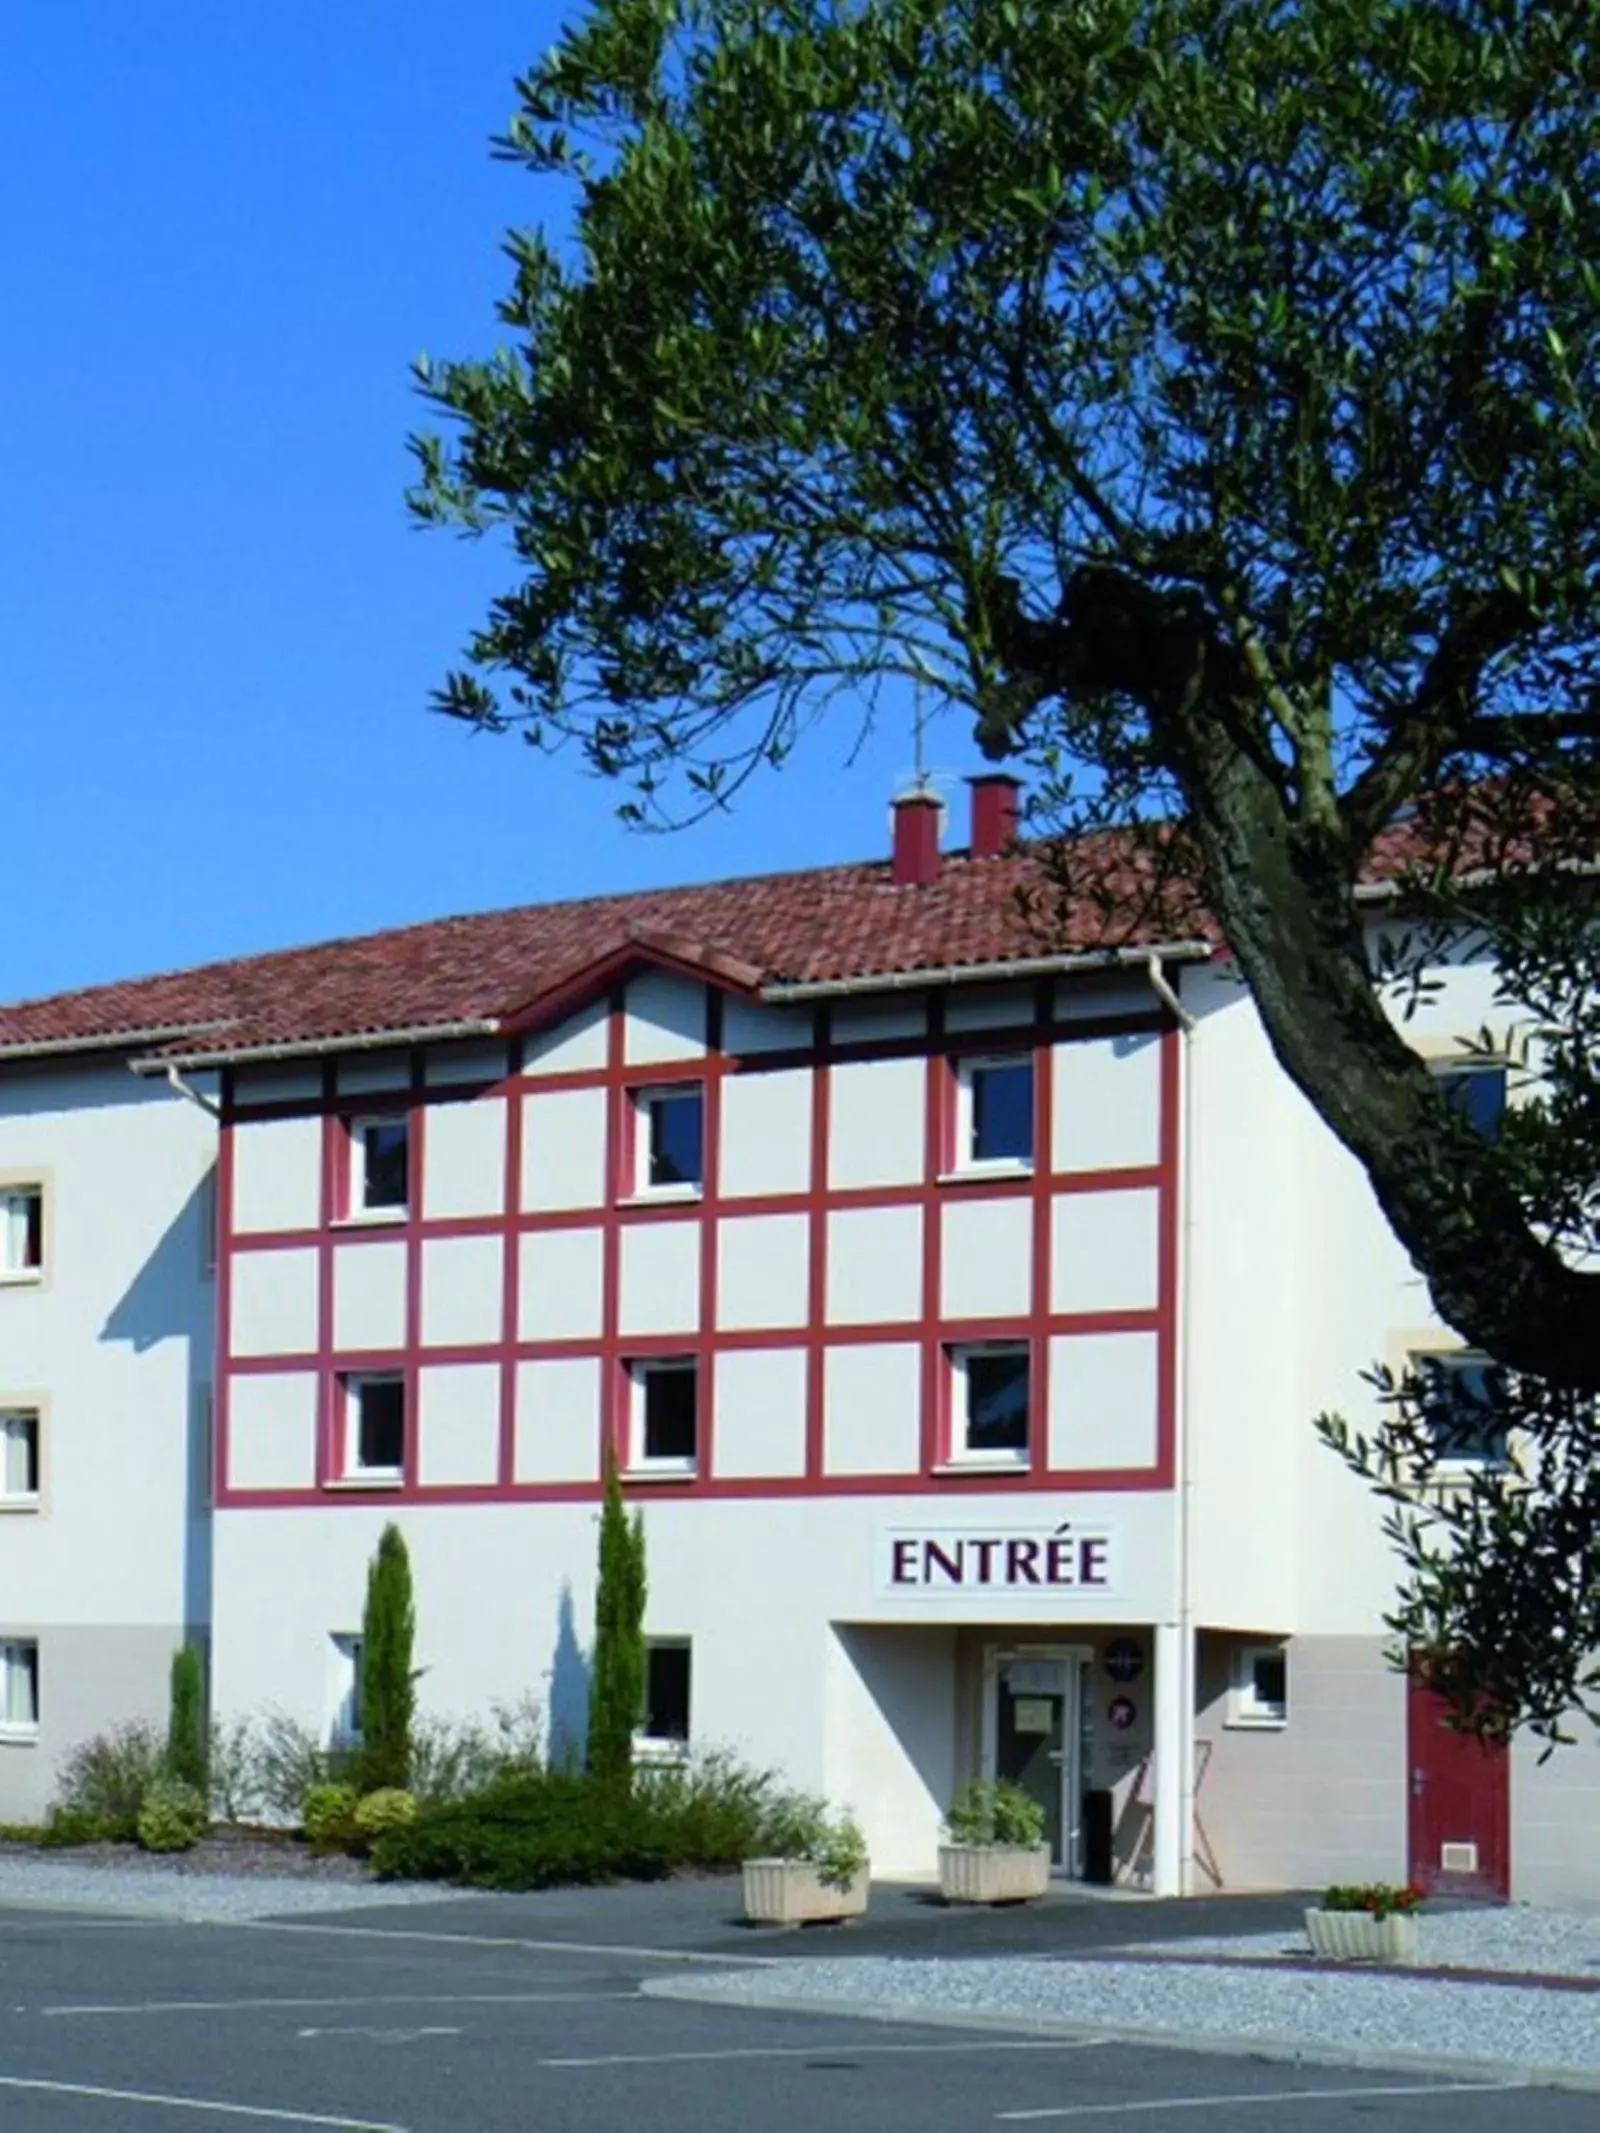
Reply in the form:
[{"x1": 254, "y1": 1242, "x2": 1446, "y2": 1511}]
[
  {"x1": 968, "y1": 773, "x2": 1022, "y2": 858},
  {"x1": 891, "y1": 789, "x2": 942, "y2": 887}
]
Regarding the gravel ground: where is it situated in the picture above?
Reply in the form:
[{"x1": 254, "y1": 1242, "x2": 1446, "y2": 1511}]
[
  {"x1": 1140, "y1": 1905, "x2": 1600, "y2": 1978},
  {"x1": 0, "y1": 1839, "x2": 464, "y2": 1921},
  {"x1": 661, "y1": 1952, "x2": 1600, "y2": 2080}
]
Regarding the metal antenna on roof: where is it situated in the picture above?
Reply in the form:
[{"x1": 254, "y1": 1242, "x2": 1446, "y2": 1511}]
[{"x1": 893, "y1": 659, "x2": 956, "y2": 823}]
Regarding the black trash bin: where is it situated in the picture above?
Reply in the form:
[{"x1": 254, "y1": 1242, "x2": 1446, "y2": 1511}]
[{"x1": 1083, "y1": 1788, "x2": 1115, "y2": 1886}]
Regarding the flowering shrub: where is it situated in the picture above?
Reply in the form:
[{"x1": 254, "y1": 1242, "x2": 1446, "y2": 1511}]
[{"x1": 1321, "y1": 1881, "x2": 1424, "y2": 1920}]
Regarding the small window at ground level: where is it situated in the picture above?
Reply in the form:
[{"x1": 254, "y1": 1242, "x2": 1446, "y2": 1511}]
[
  {"x1": 1412, "y1": 1352, "x2": 1510, "y2": 1468},
  {"x1": 0, "y1": 1638, "x2": 39, "y2": 1731},
  {"x1": 1433, "y1": 1062, "x2": 1507, "y2": 1141},
  {"x1": 1, "y1": 1187, "x2": 43, "y2": 1279},
  {"x1": 0, "y1": 1411, "x2": 40, "y2": 1503},
  {"x1": 344, "y1": 1375, "x2": 407, "y2": 1479},
  {"x1": 642, "y1": 1641, "x2": 691, "y2": 1745},
  {"x1": 633, "y1": 1361, "x2": 698, "y2": 1469},
  {"x1": 331, "y1": 1633, "x2": 363, "y2": 1744},
  {"x1": 637, "y1": 1086, "x2": 704, "y2": 1192},
  {"x1": 954, "y1": 1344, "x2": 1030, "y2": 1461},
  {"x1": 961, "y1": 1057, "x2": 1034, "y2": 1166},
  {"x1": 354, "y1": 1118, "x2": 410, "y2": 1213},
  {"x1": 1230, "y1": 1644, "x2": 1288, "y2": 1727}
]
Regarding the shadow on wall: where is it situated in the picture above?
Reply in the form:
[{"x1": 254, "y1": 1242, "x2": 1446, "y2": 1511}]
[
  {"x1": 832, "y1": 1623, "x2": 958, "y2": 1839},
  {"x1": 100, "y1": 1173, "x2": 213, "y2": 1354},
  {"x1": 547, "y1": 1581, "x2": 590, "y2": 1771}
]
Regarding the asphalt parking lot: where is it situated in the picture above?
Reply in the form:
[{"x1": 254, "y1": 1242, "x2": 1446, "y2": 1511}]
[{"x1": 0, "y1": 1888, "x2": 1592, "y2": 2131}]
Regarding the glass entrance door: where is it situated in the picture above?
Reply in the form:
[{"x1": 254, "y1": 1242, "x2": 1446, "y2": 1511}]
[{"x1": 987, "y1": 1651, "x2": 1087, "y2": 1871}]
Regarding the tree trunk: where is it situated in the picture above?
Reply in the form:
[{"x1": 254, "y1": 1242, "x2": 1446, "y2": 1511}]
[{"x1": 1178, "y1": 738, "x2": 1600, "y2": 1392}]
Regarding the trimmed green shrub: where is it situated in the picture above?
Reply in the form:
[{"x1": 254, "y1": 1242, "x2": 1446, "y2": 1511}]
[
  {"x1": 53, "y1": 1721, "x2": 165, "y2": 1832},
  {"x1": 587, "y1": 1464, "x2": 646, "y2": 1784},
  {"x1": 943, "y1": 1779, "x2": 1047, "y2": 1850},
  {"x1": 354, "y1": 1787, "x2": 418, "y2": 1836},
  {"x1": 137, "y1": 1778, "x2": 208, "y2": 1854},
  {"x1": 359, "y1": 1524, "x2": 417, "y2": 1793},
  {"x1": 40, "y1": 1805, "x2": 130, "y2": 1848},
  {"x1": 370, "y1": 1769, "x2": 672, "y2": 1889},
  {"x1": 302, "y1": 1782, "x2": 360, "y2": 1848},
  {"x1": 370, "y1": 1751, "x2": 835, "y2": 1892},
  {"x1": 166, "y1": 1645, "x2": 208, "y2": 1796}
]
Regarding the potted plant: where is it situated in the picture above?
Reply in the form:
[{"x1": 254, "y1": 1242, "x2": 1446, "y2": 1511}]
[
  {"x1": 938, "y1": 1779, "x2": 1051, "y2": 1904},
  {"x1": 1305, "y1": 1882, "x2": 1424, "y2": 1964},
  {"x1": 742, "y1": 1802, "x2": 870, "y2": 1925}
]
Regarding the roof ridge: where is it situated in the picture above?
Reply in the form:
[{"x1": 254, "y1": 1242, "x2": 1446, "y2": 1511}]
[{"x1": 0, "y1": 848, "x2": 899, "y2": 1019}]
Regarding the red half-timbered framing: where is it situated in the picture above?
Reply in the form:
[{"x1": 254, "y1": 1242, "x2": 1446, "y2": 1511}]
[{"x1": 214, "y1": 964, "x2": 1180, "y2": 1509}]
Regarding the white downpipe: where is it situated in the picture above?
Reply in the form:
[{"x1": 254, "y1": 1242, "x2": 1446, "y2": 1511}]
[
  {"x1": 163, "y1": 1064, "x2": 222, "y2": 1119},
  {"x1": 1150, "y1": 955, "x2": 1197, "y2": 1896}
]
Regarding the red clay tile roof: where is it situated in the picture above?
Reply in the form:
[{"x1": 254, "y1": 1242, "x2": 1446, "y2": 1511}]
[{"x1": 0, "y1": 842, "x2": 1209, "y2": 1068}]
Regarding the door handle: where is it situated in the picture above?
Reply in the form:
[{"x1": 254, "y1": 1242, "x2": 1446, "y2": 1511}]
[{"x1": 1411, "y1": 1768, "x2": 1425, "y2": 1798}]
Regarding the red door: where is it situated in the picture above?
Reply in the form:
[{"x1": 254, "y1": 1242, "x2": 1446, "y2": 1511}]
[{"x1": 1406, "y1": 1677, "x2": 1510, "y2": 1900}]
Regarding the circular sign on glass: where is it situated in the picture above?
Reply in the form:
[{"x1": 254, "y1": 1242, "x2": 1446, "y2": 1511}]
[
  {"x1": 1104, "y1": 1637, "x2": 1145, "y2": 1684},
  {"x1": 1107, "y1": 1696, "x2": 1138, "y2": 1732}
]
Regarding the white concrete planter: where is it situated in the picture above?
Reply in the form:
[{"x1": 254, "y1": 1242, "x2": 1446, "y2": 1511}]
[
  {"x1": 1305, "y1": 1907, "x2": 1420, "y2": 1964},
  {"x1": 938, "y1": 1843, "x2": 1052, "y2": 1905},
  {"x1": 742, "y1": 1858, "x2": 869, "y2": 1925}
]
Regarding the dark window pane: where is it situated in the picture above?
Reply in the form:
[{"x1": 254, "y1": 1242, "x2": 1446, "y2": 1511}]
[
  {"x1": 1416, "y1": 1354, "x2": 1509, "y2": 1463},
  {"x1": 1252, "y1": 1652, "x2": 1288, "y2": 1714},
  {"x1": 648, "y1": 1091, "x2": 703, "y2": 1188},
  {"x1": 971, "y1": 1061, "x2": 1033, "y2": 1163},
  {"x1": 643, "y1": 1365, "x2": 697, "y2": 1461},
  {"x1": 362, "y1": 1121, "x2": 410, "y2": 1208},
  {"x1": 1436, "y1": 1066, "x2": 1506, "y2": 1140},
  {"x1": 23, "y1": 1192, "x2": 42, "y2": 1269},
  {"x1": 356, "y1": 1379, "x2": 406, "y2": 1471},
  {"x1": 645, "y1": 1643, "x2": 691, "y2": 1741},
  {"x1": 965, "y1": 1349, "x2": 1029, "y2": 1453}
]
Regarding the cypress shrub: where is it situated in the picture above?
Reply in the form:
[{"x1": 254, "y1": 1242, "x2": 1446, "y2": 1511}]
[
  {"x1": 585, "y1": 1464, "x2": 646, "y2": 1784},
  {"x1": 359, "y1": 1523, "x2": 417, "y2": 1793},
  {"x1": 166, "y1": 1644, "x2": 208, "y2": 1796}
]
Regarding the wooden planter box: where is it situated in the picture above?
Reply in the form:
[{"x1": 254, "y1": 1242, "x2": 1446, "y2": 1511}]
[
  {"x1": 742, "y1": 1858, "x2": 869, "y2": 1926},
  {"x1": 1305, "y1": 1907, "x2": 1419, "y2": 1964},
  {"x1": 938, "y1": 1843, "x2": 1052, "y2": 1905}
]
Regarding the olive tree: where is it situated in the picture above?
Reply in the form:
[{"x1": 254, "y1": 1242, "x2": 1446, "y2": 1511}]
[{"x1": 409, "y1": 0, "x2": 1599, "y2": 1732}]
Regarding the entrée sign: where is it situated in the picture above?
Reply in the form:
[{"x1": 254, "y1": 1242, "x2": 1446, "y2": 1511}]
[{"x1": 876, "y1": 1521, "x2": 1117, "y2": 1600}]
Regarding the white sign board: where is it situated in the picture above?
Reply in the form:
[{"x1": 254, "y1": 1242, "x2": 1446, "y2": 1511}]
[{"x1": 875, "y1": 1520, "x2": 1118, "y2": 1601}]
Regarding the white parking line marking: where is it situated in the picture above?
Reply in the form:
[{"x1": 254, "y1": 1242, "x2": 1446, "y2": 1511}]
[
  {"x1": 995, "y1": 2079, "x2": 1527, "y2": 2120},
  {"x1": 0, "y1": 2074, "x2": 408, "y2": 2128},
  {"x1": 543, "y1": 2039, "x2": 1109, "y2": 2068},
  {"x1": 239, "y1": 1919, "x2": 785, "y2": 1965},
  {"x1": 43, "y1": 1989, "x2": 637, "y2": 2016},
  {"x1": 300, "y1": 2024, "x2": 462, "y2": 2041}
]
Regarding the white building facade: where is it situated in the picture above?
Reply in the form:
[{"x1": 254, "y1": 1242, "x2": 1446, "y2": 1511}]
[{"x1": 1, "y1": 780, "x2": 1595, "y2": 1899}]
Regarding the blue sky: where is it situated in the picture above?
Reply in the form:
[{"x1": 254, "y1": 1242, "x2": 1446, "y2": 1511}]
[{"x1": 1, "y1": 4, "x2": 987, "y2": 1005}]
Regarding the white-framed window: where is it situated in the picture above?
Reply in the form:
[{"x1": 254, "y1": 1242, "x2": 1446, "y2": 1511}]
[
  {"x1": 632, "y1": 1084, "x2": 704, "y2": 1196},
  {"x1": 630, "y1": 1359, "x2": 699, "y2": 1474},
  {"x1": 351, "y1": 1116, "x2": 410, "y2": 1217},
  {"x1": 954, "y1": 1056, "x2": 1034, "y2": 1170},
  {"x1": 330, "y1": 1633, "x2": 363, "y2": 1746},
  {"x1": 638, "y1": 1638, "x2": 692, "y2": 1755},
  {"x1": 0, "y1": 1185, "x2": 44, "y2": 1283},
  {"x1": 341, "y1": 1373, "x2": 407, "y2": 1483},
  {"x1": 949, "y1": 1342, "x2": 1031, "y2": 1465},
  {"x1": 0, "y1": 1410, "x2": 40, "y2": 1508},
  {"x1": 1228, "y1": 1643, "x2": 1288, "y2": 1728},
  {"x1": 0, "y1": 1638, "x2": 39, "y2": 1735},
  {"x1": 1413, "y1": 1350, "x2": 1510, "y2": 1470},
  {"x1": 1431, "y1": 1059, "x2": 1507, "y2": 1141}
]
